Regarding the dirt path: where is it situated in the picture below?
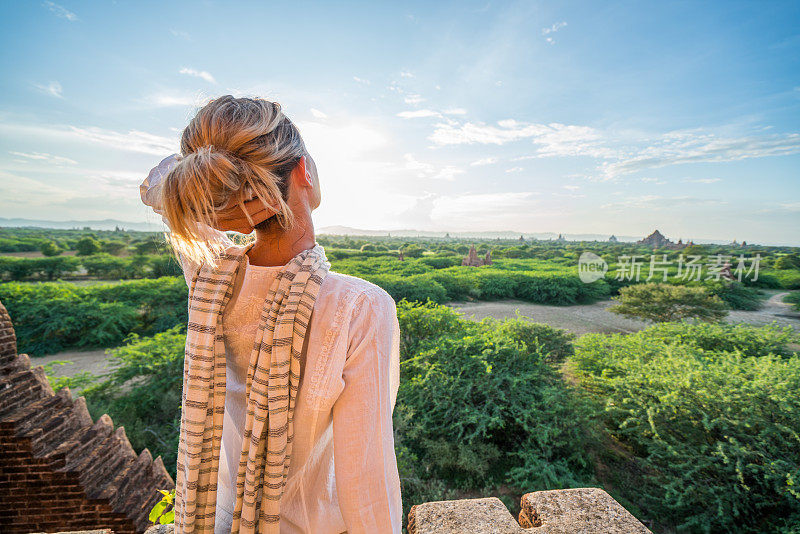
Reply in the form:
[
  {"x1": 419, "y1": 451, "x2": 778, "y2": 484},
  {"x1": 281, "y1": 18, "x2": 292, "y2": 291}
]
[
  {"x1": 32, "y1": 349, "x2": 117, "y2": 380},
  {"x1": 451, "y1": 290, "x2": 800, "y2": 336},
  {"x1": 31, "y1": 291, "x2": 800, "y2": 381}
]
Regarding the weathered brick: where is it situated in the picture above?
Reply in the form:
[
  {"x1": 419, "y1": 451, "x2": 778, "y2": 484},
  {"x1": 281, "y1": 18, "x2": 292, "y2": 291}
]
[{"x1": 0, "y1": 300, "x2": 175, "y2": 534}]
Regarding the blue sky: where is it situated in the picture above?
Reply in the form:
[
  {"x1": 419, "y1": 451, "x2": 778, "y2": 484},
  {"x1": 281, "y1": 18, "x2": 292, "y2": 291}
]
[{"x1": 1, "y1": 1, "x2": 798, "y2": 244}]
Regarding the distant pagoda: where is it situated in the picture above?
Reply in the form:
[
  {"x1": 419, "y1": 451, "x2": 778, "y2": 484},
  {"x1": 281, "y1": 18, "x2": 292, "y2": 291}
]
[
  {"x1": 637, "y1": 230, "x2": 688, "y2": 250},
  {"x1": 462, "y1": 245, "x2": 492, "y2": 267}
]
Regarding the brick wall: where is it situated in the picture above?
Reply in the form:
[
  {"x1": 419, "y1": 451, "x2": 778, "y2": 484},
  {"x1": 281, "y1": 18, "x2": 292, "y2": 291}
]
[{"x1": 0, "y1": 300, "x2": 175, "y2": 534}]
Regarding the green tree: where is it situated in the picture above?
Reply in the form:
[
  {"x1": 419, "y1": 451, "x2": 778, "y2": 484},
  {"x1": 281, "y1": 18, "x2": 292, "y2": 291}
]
[
  {"x1": 75, "y1": 236, "x2": 102, "y2": 256},
  {"x1": 102, "y1": 240, "x2": 128, "y2": 256},
  {"x1": 39, "y1": 240, "x2": 62, "y2": 257},
  {"x1": 775, "y1": 254, "x2": 800, "y2": 270},
  {"x1": 609, "y1": 282, "x2": 728, "y2": 323}
]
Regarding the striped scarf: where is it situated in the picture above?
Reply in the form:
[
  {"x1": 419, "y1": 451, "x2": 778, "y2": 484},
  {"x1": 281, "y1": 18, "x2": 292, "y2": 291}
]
[{"x1": 175, "y1": 243, "x2": 330, "y2": 533}]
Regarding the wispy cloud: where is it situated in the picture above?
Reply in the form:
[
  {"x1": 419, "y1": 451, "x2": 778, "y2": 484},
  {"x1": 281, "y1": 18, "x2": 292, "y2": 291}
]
[
  {"x1": 68, "y1": 126, "x2": 177, "y2": 155},
  {"x1": 310, "y1": 108, "x2": 328, "y2": 119},
  {"x1": 601, "y1": 195, "x2": 725, "y2": 211},
  {"x1": 404, "y1": 94, "x2": 425, "y2": 105},
  {"x1": 146, "y1": 92, "x2": 204, "y2": 108},
  {"x1": 397, "y1": 109, "x2": 441, "y2": 119},
  {"x1": 34, "y1": 81, "x2": 63, "y2": 98},
  {"x1": 404, "y1": 154, "x2": 464, "y2": 181},
  {"x1": 431, "y1": 192, "x2": 540, "y2": 225},
  {"x1": 431, "y1": 118, "x2": 800, "y2": 180},
  {"x1": 470, "y1": 157, "x2": 497, "y2": 166},
  {"x1": 542, "y1": 21, "x2": 567, "y2": 44},
  {"x1": 353, "y1": 76, "x2": 371, "y2": 85},
  {"x1": 430, "y1": 119, "x2": 612, "y2": 157},
  {"x1": 400, "y1": 71, "x2": 414, "y2": 78},
  {"x1": 9, "y1": 151, "x2": 77, "y2": 165},
  {"x1": 170, "y1": 29, "x2": 191, "y2": 40},
  {"x1": 179, "y1": 67, "x2": 216, "y2": 84},
  {"x1": 43, "y1": 1, "x2": 78, "y2": 21},
  {"x1": 684, "y1": 177, "x2": 722, "y2": 184},
  {"x1": 505, "y1": 166, "x2": 524, "y2": 173},
  {"x1": 601, "y1": 131, "x2": 800, "y2": 178}
]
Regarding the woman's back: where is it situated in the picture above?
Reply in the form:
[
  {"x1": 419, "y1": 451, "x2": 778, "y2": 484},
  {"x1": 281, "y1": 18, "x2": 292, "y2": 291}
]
[{"x1": 196, "y1": 249, "x2": 402, "y2": 533}]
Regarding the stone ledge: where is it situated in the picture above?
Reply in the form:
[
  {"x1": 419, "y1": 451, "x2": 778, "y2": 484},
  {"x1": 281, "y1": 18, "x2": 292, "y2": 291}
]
[{"x1": 409, "y1": 488, "x2": 651, "y2": 534}]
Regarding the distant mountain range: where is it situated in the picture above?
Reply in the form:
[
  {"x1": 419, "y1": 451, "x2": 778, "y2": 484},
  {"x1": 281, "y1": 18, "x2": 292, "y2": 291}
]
[
  {"x1": 0, "y1": 217, "x2": 165, "y2": 232},
  {"x1": 319, "y1": 225, "x2": 641, "y2": 242},
  {"x1": 0, "y1": 218, "x2": 746, "y2": 245}
]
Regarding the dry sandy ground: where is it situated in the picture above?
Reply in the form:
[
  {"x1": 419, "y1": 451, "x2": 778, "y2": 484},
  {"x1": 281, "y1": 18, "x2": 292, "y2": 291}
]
[
  {"x1": 31, "y1": 292, "x2": 800, "y2": 382},
  {"x1": 34, "y1": 348, "x2": 114, "y2": 381},
  {"x1": 452, "y1": 290, "x2": 800, "y2": 336}
]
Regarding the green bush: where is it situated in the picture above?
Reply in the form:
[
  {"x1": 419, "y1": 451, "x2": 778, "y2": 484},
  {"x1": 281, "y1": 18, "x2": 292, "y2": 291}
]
[
  {"x1": 785, "y1": 292, "x2": 800, "y2": 311},
  {"x1": 573, "y1": 326, "x2": 800, "y2": 533},
  {"x1": 395, "y1": 301, "x2": 594, "y2": 513},
  {"x1": 609, "y1": 283, "x2": 728, "y2": 323},
  {"x1": 0, "y1": 278, "x2": 188, "y2": 354},
  {"x1": 705, "y1": 281, "x2": 762, "y2": 311}
]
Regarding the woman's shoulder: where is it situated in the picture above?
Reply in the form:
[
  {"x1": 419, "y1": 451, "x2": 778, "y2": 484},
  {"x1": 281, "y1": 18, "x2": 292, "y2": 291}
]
[{"x1": 318, "y1": 271, "x2": 395, "y2": 312}]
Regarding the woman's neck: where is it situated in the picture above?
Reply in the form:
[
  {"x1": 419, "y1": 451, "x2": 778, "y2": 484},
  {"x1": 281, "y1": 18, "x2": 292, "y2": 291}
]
[{"x1": 247, "y1": 215, "x2": 316, "y2": 267}]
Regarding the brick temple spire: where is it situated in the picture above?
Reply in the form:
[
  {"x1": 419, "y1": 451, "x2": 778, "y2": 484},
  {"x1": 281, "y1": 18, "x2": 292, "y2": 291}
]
[{"x1": 0, "y1": 300, "x2": 174, "y2": 533}]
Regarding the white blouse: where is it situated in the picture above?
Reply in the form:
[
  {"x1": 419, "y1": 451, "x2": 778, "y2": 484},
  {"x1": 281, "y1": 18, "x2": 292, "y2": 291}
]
[
  {"x1": 140, "y1": 164, "x2": 402, "y2": 533},
  {"x1": 180, "y1": 246, "x2": 403, "y2": 534}
]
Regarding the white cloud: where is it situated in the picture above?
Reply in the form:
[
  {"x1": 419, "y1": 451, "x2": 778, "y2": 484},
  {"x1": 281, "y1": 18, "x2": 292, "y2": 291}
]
[
  {"x1": 470, "y1": 157, "x2": 497, "y2": 166},
  {"x1": 505, "y1": 166, "x2": 524, "y2": 173},
  {"x1": 431, "y1": 192, "x2": 539, "y2": 225},
  {"x1": 146, "y1": 92, "x2": 204, "y2": 108},
  {"x1": 68, "y1": 126, "x2": 178, "y2": 155},
  {"x1": 404, "y1": 154, "x2": 464, "y2": 181},
  {"x1": 542, "y1": 21, "x2": 567, "y2": 35},
  {"x1": 400, "y1": 71, "x2": 414, "y2": 78},
  {"x1": 684, "y1": 177, "x2": 722, "y2": 184},
  {"x1": 563, "y1": 185, "x2": 580, "y2": 191},
  {"x1": 542, "y1": 21, "x2": 567, "y2": 44},
  {"x1": 404, "y1": 94, "x2": 425, "y2": 105},
  {"x1": 397, "y1": 109, "x2": 441, "y2": 119},
  {"x1": 310, "y1": 108, "x2": 328, "y2": 119},
  {"x1": 179, "y1": 67, "x2": 216, "y2": 84},
  {"x1": 778, "y1": 202, "x2": 800, "y2": 211},
  {"x1": 430, "y1": 120, "x2": 549, "y2": 145},
  {"x1": 170, "y1": 29, "x2": 191, "y2": 40},
  {"x1": 43, "y1": 1, "x2": 77, "y2": 21},
  {"x1": 601, "y1": 132, "x2": 800, "y2": 178},
  {"x1": 430, "y1": 118, "x2": 800, "y2": 180},
  {"x1": 9, "y1": 151, "x2": 77, "y2": 165},
  {"x1": 353, "y1": 76, "x2": 371, "y2": 85},
  {"x1": 34, "y1": 81, "x2": 63, "y2": 98},
  {"x1": 601, "y1": 195, "x2": 725, "y2": 211}
]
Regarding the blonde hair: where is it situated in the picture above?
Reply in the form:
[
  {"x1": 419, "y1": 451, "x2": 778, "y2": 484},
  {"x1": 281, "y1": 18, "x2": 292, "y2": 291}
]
[{"x1": 159, "y1": 95, "x2": 306, "y2": 265}]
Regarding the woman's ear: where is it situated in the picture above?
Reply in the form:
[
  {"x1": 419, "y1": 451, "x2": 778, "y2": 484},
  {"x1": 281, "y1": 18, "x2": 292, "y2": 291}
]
[{"x1": 291, "y1": 156, "x2": 313, "y2": 188}]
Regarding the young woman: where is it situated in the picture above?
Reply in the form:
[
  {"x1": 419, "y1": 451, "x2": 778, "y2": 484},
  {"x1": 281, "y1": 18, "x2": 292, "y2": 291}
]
[{"x1": 139, "y1": 96, "x2": 401, "y2": 534}]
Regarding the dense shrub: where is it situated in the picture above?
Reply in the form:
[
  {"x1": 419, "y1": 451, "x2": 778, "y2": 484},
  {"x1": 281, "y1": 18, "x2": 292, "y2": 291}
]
[
  {"x1": 785, "y1": 292, "x2": 800, "y2": 311},
  {"x1": 637, "y1": 321, "x2": 797, "y2": 358},
  {"x1": 609, "y1": 283, "x2": 728, "y2": 323},
  {"x1": 705, "y1": 281, "x2": 762, "y2": 310},
  {"x1": 573, "y1": 326, "x2": 800, "y2": 533},
  {"x1": 395, "y1": 301, "x2": 594, "y2": 514},
  {"x1": 0, "y1": 278, "x2": 188, "y2": 354}
]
